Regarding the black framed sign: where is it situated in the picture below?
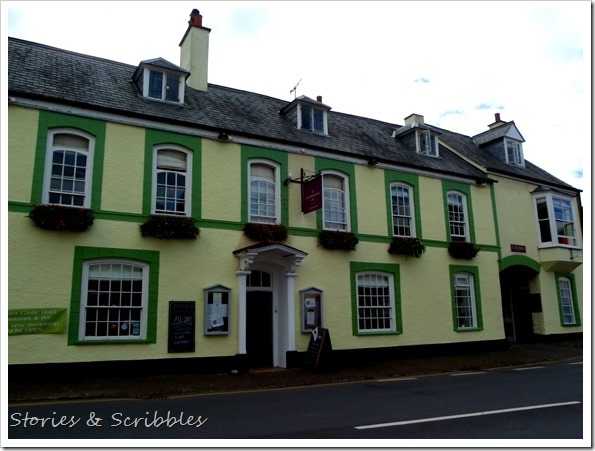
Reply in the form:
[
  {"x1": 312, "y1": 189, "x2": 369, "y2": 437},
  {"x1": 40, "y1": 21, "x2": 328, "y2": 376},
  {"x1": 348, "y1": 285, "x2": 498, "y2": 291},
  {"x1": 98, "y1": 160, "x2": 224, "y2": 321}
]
[
  {"x1": 168, "y1": 301, "x2": 195, "y2": 353},
  {"x1": 204, "y1": 285, "x2": 231, "y2": 335}
]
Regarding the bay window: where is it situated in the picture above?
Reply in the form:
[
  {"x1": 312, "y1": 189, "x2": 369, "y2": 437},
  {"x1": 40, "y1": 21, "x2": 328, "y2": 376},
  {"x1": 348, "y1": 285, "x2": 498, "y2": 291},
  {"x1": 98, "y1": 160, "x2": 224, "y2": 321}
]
[{"x1": 533, "y1": 193, "x2": 579, "y2": 247}]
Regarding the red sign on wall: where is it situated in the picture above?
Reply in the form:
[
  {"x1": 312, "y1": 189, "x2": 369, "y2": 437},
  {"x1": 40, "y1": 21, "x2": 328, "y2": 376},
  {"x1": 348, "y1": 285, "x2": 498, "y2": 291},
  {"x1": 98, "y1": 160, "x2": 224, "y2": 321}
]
[
  {"x1": 301, "y1": 176, "x2": 322, "y2": 214},
  {"x1": 510, "y1": 244, "x2": 527, "y2": 253}
]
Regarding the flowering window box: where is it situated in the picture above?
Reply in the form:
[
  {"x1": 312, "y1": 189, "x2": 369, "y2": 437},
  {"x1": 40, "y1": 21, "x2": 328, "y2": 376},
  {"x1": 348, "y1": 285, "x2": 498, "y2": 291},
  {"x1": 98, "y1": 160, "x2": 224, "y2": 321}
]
[
  {"x1": 242, "y1": 223, "x2": 288, "y2": 242},
  {"x1": 388, "y1": 237, "x2": 426, "y2": 258},
  {"x1": 140, "y1": 215, "x2": 199, "y2": 240},
  {"x1": 28, "y1": 205, "x2": 94, "y2": 232},
  {"x1": 318, "y1": 230, "x2": 359, "y2": 251},
  {"x1": 448, "y1": 241, "x2": 481, "y2": 259}
]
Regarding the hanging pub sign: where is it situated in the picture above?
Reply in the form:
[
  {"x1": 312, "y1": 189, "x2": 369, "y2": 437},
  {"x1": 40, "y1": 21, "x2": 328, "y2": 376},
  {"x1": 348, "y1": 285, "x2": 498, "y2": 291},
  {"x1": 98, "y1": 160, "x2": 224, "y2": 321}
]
[
  {"x1": 168, "y1": 301, "x2": 195, "y2": 353},
  {"x1": 301, "y1": 174, "x2": 322, "y2": 214}
]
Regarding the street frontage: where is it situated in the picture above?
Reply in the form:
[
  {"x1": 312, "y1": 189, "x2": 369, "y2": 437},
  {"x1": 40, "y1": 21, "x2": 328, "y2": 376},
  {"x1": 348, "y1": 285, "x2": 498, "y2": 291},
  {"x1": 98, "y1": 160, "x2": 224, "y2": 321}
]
[{"x1": 6, "y1": 359, "x2": 585, "y2": 445}]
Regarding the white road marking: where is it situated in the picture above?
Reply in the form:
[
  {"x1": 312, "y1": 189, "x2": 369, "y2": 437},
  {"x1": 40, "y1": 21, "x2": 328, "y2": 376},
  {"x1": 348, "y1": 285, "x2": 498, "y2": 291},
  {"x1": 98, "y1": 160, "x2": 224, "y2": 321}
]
[
  {"x1": 512, "y1": 366, "x2": 545, "y2": 371},
  {"x1": 450, "y1": 371, "x2": 486, "y2": 376},
  {"x1": 354, "y1": 401, "x2": 581, "y2": 430},
  {"x1": 375, "y1": 377, "x2": 418, "y2": 382},
  {"x1": 569, "y1": 362, "x2": 583, "y2": 365}
]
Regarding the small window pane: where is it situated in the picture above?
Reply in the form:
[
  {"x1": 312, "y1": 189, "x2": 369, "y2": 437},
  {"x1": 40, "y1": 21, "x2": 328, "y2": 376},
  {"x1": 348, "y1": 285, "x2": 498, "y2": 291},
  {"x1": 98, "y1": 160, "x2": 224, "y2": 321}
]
[{"x1": 148, "y1": 71, "x2": 163, "y2": 98}]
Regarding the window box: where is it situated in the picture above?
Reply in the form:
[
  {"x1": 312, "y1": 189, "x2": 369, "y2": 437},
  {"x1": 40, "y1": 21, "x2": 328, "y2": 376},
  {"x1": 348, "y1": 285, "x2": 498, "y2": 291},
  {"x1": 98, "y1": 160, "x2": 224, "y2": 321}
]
[
  {"x1": 28, "y1": 204, "x2": 94, "y2": 232},
  {"x1": 318, "y1": 230, "x2": 358, "y2": 251},
  {"x1": 448, "y1": 241, "x2": 480, "y2": 259},
  {"x1": 140, "y1": 214, "x2": 199, "y2": 240},
  {"x1": 242, "y1": 222, "x2": 288, "y2": 242},
  {"x1": 388, "y1": 237, "x2": 426, "y2": 258}
]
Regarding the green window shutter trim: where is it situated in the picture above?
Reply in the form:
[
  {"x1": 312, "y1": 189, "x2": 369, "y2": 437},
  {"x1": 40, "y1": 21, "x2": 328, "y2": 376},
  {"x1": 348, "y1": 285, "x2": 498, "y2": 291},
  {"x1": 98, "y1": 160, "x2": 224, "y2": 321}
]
[
  {"x1": 384, "y1": 170, "x2": 422, "y2": 238},
  {"x1": 555, "y1": 272, "x2": 581, "y2": 327},
  {"x1": 240, "y1": 145, "x2": 289, "y2": 225},
  {"x1": 143, "y1": 129, "x2": 202, "y2": 218},
  {"x1": 32, "y1": 111, "x2": 106, "y2": 210},
  {"x1": 442, "y1": 180, "x2": 476, "y2": 243},
  {"x1": 350, "y1": 261, "x2": 402, "y2": 336},
  {"x1": 315, "y1": 158, "x2": 358, "y2": 233},
  {"x1": 449, "y1": 264, "x2": 483, "y2": 332},
  {"x1": 68, "y1": 246, "x2": 160, "y2": 345}
]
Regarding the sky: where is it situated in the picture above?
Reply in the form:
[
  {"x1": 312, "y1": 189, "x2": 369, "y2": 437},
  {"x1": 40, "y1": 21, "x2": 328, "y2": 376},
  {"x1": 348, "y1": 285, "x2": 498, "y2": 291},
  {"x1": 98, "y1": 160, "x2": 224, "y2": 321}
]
[{"x1": 3, "y1": 1, "x2": 590, "y2": 198}]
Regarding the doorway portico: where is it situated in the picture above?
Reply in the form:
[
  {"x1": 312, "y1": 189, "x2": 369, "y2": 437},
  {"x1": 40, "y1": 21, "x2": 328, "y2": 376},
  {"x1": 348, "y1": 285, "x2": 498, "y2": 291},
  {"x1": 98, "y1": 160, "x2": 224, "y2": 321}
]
[{"x1": 233, "y1": 242, "x2": 308, "y2": 368}]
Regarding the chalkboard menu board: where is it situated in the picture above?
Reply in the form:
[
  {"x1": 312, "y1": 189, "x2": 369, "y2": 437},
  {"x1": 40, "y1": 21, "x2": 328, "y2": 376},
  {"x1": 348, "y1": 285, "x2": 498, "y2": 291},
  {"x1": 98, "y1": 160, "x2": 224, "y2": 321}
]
[
  {"x1": 305, "y1": 327, "x2": 332, "y2": 371},
  {"x1": 168, "y1": 301, "x2": 195, "y2": 353}
]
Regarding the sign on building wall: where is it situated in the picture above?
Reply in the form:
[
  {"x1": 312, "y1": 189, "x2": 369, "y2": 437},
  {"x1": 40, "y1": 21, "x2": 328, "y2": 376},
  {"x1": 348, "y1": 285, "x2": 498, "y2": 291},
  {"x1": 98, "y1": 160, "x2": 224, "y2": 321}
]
[
  {"x1": 8, "y1": 308, "x2": 67, "y2": 335},
  {"x1": 168, "y1": 301, "x2": 196, "y2": 353},
  {"x1": 301, "y1": 175, "x2": 322, "y2": 213},
  {"x1": 510, "y1": 244, "x2": 527, "y2": 253}
]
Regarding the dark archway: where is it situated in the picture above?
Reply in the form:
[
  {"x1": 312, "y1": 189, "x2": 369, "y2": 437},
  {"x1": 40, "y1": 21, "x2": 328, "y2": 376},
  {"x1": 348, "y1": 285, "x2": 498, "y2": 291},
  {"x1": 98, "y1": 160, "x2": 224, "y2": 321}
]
[{"x1": 500, "y1": 265, "x2": 540, "y2": 343}]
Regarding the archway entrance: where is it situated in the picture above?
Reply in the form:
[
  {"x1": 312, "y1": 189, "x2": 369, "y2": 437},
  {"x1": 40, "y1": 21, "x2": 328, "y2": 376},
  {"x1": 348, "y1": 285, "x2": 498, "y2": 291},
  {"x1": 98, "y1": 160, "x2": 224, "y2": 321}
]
[{"x1": 500, "y1": 265, "x2": 539, "y2": 343}]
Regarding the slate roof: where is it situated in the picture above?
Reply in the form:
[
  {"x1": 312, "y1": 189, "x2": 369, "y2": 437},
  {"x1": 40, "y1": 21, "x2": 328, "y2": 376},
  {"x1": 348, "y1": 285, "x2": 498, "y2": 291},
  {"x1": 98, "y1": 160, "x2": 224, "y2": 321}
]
[
  {"x1": 436, "y1": 125, "x2": 575, "y2": 191},
  {"x1": 8, "y1": 37, "x2": 576, "y2": 191}
]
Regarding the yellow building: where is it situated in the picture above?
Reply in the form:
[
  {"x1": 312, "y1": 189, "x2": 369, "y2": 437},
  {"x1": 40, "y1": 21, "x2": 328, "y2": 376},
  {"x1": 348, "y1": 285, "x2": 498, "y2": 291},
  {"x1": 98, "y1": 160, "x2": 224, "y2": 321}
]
[{"x1": 7, "y1": 10, "x2": 581, "y2": 375}]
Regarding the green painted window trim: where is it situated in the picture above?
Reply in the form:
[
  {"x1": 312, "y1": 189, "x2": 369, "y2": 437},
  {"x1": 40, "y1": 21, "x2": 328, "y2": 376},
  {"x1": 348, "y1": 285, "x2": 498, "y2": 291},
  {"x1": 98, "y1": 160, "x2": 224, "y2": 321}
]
[
  {"x1": 350, "y1": 262, "x2": 402, "y2": 336},
  {"x1": 68, "y1": 246, "x2": 160, "y2": 345},
  {"x1": 142, "y1": 129, "x2": 202, "y2": 218},
  {"x1": 442, "y1": 180, "x2": 476, "y2": 243},
  {"x1": 315, "y1": 158, "x2": 358, "y2": 233},
  {"x1": 449, "y1": 265, "x2": 483, "y2": 332},
  {"x1": 240, "y1": 145, "x2": 289, "y2": 225},
  {"x1": 31, "y1": 111, "x2": 106, "y2": 210},
  {"x1": 555, "y1": 272, "x2": 581, "y2": 327},
  {"x1": 384, "y1": 170, "x2": 422, "y2": 238},
  {"x1": 489, "y1": 184, "x2": 502, "y2": 260}
]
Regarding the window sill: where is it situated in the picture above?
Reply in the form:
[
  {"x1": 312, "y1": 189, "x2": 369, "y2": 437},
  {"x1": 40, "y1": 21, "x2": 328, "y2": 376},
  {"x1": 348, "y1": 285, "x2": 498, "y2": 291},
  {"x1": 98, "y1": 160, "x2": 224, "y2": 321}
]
[
  {"x1": 455, "y1": 327, "x2": 482, "y2": 332},
  {"x1": 355, "y1": 330, "x2": 401, "y2": 336}
]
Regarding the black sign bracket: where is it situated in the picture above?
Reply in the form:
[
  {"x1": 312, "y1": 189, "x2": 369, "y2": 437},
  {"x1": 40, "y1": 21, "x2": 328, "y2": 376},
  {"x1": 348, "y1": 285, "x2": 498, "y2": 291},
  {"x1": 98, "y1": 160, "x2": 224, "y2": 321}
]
[{"x1": 285, "y1": 168, "x2": 320, "y2": 186}]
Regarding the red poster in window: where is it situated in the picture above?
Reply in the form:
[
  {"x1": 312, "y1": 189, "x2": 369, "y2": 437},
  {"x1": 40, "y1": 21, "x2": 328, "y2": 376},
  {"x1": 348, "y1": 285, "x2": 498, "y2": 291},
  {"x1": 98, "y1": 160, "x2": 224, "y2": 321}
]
[{"x1": 301, "y1": 176, "x2": 322, "y2": 214}]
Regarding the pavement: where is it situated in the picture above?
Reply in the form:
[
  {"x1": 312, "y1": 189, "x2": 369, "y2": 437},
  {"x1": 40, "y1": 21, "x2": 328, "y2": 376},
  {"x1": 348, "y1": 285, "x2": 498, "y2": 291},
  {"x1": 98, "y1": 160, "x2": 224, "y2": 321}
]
[{"x1": 7, "y1": 339, "x2": 584, "y2": 404}]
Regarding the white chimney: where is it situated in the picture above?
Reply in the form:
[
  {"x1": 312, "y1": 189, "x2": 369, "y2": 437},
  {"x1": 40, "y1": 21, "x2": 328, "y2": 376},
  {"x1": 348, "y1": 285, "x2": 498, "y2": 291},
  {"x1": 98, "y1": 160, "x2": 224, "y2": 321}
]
[
  {"x1": 404, "y1": 113, "x2": 424, "y2": 127},
  {"x1": 179, "y1": 9, "x2": 211, "y2": 91}
]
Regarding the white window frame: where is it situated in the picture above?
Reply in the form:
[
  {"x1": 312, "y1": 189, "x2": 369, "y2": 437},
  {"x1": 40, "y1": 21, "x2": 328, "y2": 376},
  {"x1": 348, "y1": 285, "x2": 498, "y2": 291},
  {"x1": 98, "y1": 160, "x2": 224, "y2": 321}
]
[
  {"x1": 532, "y1": 193, "x2": 580, "y2": 248},
  {"x1": 297, "y1": 104, "x2": 328, "y2": 135},
  {"x1": 505, "y1": 138, "x2": 525, "y2": 166},
  {"x1": 558, "y1": 277, "x2": 576, "y2": 325},
  {"x1": 390, "y1": 183, "x2": 416, "y2": 237},
  {"x1": 248, "y1": 160, "x2": 280, "y2": 224},
  {"x1": 453, "y1": 272, "x2": 478, "y2": 329},
  {"x1": 447, "y1": 191, "x2": 469, "y2": 241},
  {"x1": 143, "y1": 68, "x2": 185, "y2": 103},
  {"x1": 416, "y1": 130, "x2": 439, "y2": 157},
  {"x1": 43, "y1": 128, "x2": 95, "y2": 208},
  {"x1": 356, "y1": 271, "x2": 396, "y2": 333},
  {"x1": 78, "y1": 259, "x2": 149, "y2": 342},
  {"x1": 322, "y1": 171, "x2": 350, "y2": 232},
  {"x1": 152, "y1": 145, "x2": 193, "y2": 216}
]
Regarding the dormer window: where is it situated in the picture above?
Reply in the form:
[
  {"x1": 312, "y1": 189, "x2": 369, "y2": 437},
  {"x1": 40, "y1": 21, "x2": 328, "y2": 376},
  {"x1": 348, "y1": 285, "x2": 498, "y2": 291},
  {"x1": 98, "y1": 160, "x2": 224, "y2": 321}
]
[
  {"x1": 505, "y1": 139, "x2": 524, "y2": 166},
  {"x1": 416, "y1": 130, "x2": 439, "y2": 157},
  {"x1": 280, "y1": 95, "x2": 331, "y2": 136},
  {"x1": 133, "y1": 58, "x2": 189, "y2": 104},
  {"x1": 148, "y1": 70, "x2": 181, "y2": 102},
  {"x1": 299, "y1": 105, "x2": 326, "y2": 134}
]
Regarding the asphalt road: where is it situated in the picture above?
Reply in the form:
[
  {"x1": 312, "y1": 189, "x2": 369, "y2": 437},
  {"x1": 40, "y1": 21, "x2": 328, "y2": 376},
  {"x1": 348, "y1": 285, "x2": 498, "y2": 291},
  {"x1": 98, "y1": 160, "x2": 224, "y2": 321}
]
[{"x1": 6, "y1": 359, "x2": 584, "y2": 444}]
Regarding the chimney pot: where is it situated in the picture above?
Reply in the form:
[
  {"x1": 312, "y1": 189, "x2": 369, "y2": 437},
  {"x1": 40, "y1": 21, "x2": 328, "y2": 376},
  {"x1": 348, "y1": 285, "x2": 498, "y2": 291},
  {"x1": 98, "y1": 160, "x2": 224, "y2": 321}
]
[
  {"x1": 316, "y1": 95, "x2": 322, "y2": 103},
  {"x1": 495, "y1": 112, "x2": 501, "y2": 122},
  {"x1": 189, "y1": 9, "x2": 202, "y2": 27}
]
